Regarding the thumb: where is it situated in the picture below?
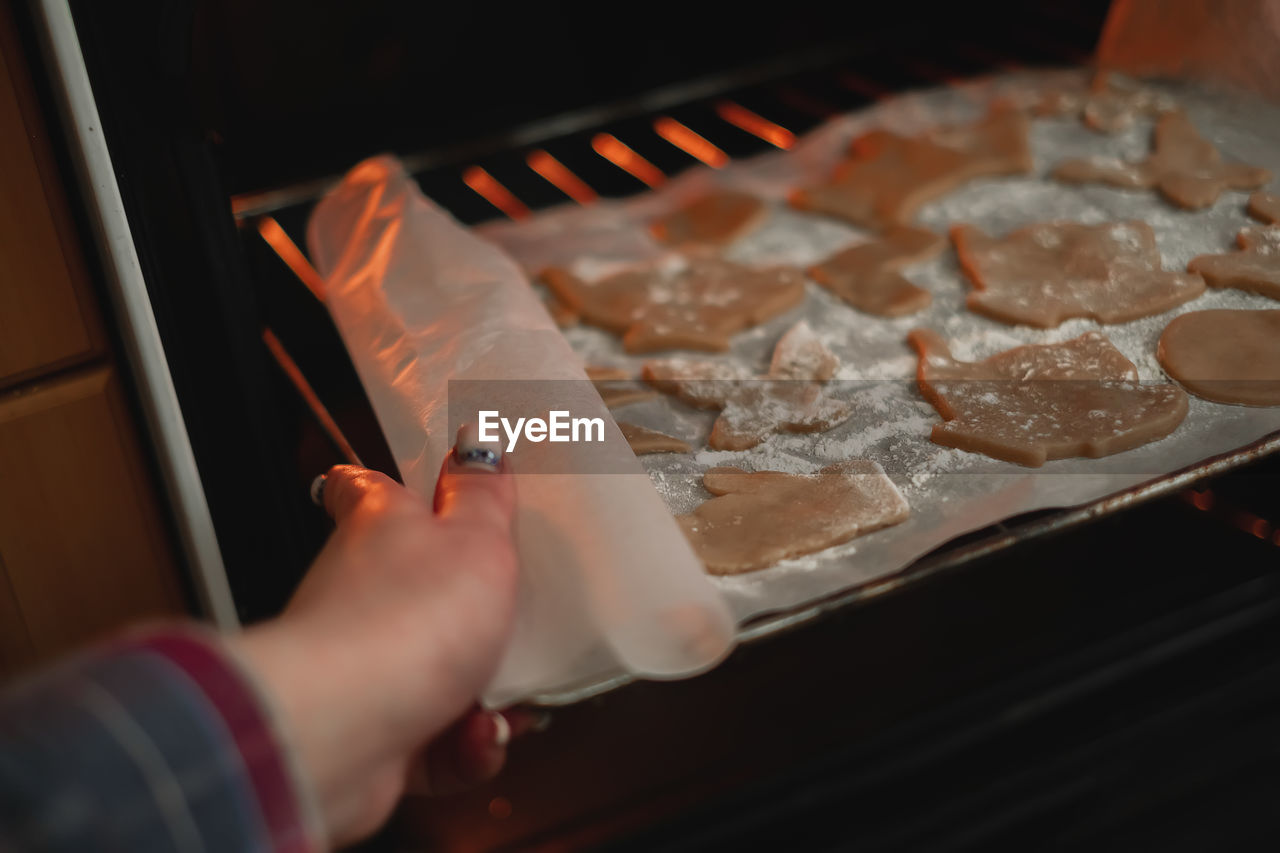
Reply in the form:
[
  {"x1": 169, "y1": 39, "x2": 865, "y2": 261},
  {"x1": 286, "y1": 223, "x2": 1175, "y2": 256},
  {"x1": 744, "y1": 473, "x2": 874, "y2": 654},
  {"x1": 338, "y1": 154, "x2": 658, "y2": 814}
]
[{"x1": 434, "y1": 424, "x2": 517, "y2": 536}]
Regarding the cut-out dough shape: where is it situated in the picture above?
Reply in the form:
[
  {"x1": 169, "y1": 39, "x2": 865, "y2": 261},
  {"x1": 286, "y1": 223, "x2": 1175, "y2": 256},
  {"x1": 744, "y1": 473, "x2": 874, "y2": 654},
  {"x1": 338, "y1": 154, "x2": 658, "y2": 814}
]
[
  {"x1": 545, "y1": 293, "x2": 579, "y2": 328},
  {"x1": 1035, "y1": 71, "x2": 1176, "y2": 133},
  {"x1": 790, "y1": 107, "x2": 1033, "y2": 230},
  {"x1": 807, "y1": 226, "x2": 945, "y2": 317},
  {"x1": 651, "y1": 190, "x2": 767, "y2": 247},
  {"x1": 1247, "y1": 190, "x2": 1280, "y2": 224},
  {"x1": 1187, "y1": 225, "x2": 1280, "y2": 301},
  {"x1": 541, "y1": 258, "x2": 805, "y2": 353},
  {"x1": 644, "y1": 321, "x2": 851, "y2": 450},
  {"x1": 1053, "y1": 111, "x2": 1270, "y2": 209},
  {"x1": 585, "y1": 366, "x2": 658, "y2": 409},
  {"x1": 1158, "y1": 309, "x2": 1280, "y2": 406},
  {"x1": 953, "y1": 221, "x2": 1205, "y2": 328},
  {"x1": 677, "y1": 460, "x2": 910, "y2": 575},
  {"x1": 908, "y1": 328, "x2": 1188, "y2": 467},
  {"x1": 618, "y1": 422, "x2": 692, "y2": 454}
]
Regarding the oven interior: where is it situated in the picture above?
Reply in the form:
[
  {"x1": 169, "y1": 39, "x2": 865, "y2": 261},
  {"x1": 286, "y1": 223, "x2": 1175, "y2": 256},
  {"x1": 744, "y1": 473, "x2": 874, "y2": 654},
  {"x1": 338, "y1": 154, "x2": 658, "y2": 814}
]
[{"x1": 33, "y1": 0, "x2": 1280, "y2": 846}]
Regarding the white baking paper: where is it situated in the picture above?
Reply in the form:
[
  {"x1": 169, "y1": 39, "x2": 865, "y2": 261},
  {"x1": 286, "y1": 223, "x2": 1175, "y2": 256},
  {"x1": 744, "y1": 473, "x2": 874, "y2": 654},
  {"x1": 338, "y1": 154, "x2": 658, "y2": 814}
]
[
  {"x1": 473, "y1": 68, "x2": 1280, "y2": 694},
  {"x1": 306, "y1": 157, "x2": 736, "y2": 706}
]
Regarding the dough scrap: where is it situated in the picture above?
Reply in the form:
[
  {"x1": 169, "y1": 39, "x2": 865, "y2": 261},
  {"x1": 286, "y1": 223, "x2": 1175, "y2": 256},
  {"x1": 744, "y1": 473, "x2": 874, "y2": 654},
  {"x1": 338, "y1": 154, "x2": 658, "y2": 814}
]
[
  {"x1": 1158, "y1": 309, "x2": 1280, "y2": 406},
  {"x1": 1053, "y1": 111, "x2": 1270, "y2": 209},
  {"x1": 1035, "y1": 71, "x2": 1176, "y2": 133},
  {"x1": 807, "y1": 226, "x2": 945, "y2": 317},
  {"x1": 651, "y1": 190, "x2": 767, "y2": 247},
  {"x1": 908, "y1": 328, "x2": 1188, "y2": 467},
  {"x1": 618, "y1": 421, "x2": 691, "y2": 454},
  {"x1": 953, "y1": 220, "x2": 1205, "y2": 328},
  {"x1": 541, "y1": 257, "x2": 805, "y2": 353},
  {"x1": 677, "y1": 460, "x2": 910, "y2": 574},
  {"x1": 1248, "y1": 190, "x2": 1280, "y2": 224},
  {"x1": 790, "y1": 106, "x2": 1033, "y2": 230},
  {"x1": 585, "y1": 366, "x2": 658, "y2": 409},
  {"x1": 1187, "y1": 225, "x2": 1280, "y2": 301},
  {"x1": 644, "y1": 321, "x2": 852, "y2": 450}
]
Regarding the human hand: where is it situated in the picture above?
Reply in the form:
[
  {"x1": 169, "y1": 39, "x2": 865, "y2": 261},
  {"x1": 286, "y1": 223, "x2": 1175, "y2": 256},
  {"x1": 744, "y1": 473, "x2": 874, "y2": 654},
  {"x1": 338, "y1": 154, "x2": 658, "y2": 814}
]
[{"x1": 232, "y1": 426, "x2": 525, "y2": 847}]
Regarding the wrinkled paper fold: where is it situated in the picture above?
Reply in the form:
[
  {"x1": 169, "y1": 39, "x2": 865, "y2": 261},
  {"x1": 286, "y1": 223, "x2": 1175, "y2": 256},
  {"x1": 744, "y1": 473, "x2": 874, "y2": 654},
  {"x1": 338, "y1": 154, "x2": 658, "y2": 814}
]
[{"x1": 307, "y1": 157, "x2": 736, "y2": 705}]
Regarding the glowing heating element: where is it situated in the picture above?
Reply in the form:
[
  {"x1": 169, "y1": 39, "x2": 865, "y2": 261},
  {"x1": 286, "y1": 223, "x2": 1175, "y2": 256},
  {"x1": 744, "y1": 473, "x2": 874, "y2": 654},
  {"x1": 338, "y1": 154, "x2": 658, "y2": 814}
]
[
  {"x1": 526, "y1": 149, "x2": 598, "y2": 204},
  {"x1": 592, "y1": 133, "x2": 666, "y2": 188},
  {"x1": 653, "y1": 117, "x2": 729, "y2": 167},
  {"x1": 257, "y1": 216, "x2": 327, "y2": 302},
  {"x1": 262, "y1": 329, "x2": 363, "y2": 467},
  {"x1": 715, "y1": 101, "x2": 795, "y2": 149},
  {"x1": 462, "y1": 166, "x2": 531, "y2": 220}
]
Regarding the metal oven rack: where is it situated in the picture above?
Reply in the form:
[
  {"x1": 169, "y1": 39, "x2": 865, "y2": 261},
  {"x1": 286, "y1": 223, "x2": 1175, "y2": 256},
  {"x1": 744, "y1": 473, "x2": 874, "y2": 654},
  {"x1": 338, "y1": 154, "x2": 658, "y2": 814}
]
[{"x1": 232, "y1": 5, "x2": 1280, "y2": 704}]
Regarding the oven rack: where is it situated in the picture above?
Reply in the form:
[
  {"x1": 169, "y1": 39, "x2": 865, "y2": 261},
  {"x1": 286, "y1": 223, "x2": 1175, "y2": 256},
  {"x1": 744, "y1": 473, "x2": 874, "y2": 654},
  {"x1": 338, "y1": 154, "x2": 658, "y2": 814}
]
[{"x1": 231, "y1": 10, "x2": 1280, "y2": 705}]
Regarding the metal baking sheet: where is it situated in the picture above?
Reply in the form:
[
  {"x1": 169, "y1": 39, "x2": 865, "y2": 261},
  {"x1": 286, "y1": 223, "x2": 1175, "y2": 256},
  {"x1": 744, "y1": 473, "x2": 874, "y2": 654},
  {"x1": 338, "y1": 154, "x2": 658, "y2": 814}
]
[{"x1": 477, "y1": 68, "x2": 1280, "y2": 706}]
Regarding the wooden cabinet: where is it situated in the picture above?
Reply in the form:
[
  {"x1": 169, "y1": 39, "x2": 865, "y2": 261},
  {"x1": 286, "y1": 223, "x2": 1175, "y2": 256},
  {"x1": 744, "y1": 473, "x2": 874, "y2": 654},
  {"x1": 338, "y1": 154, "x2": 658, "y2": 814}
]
[{"x1": 0, "y1": 1, "x2": 187, "y2": 680}]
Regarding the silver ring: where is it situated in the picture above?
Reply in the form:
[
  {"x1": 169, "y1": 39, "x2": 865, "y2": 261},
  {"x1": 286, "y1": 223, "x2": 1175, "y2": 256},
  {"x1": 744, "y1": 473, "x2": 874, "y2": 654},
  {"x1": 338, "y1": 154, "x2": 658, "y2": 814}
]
[{"x1": 310, "y1": 473, "x2": 327, "y2": 507}]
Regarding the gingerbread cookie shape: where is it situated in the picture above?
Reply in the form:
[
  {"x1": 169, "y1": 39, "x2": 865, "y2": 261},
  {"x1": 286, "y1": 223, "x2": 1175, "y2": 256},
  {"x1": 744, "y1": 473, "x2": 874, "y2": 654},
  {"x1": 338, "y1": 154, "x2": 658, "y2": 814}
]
[
  {"x1": 953, "y1": 221, "x2": 1205, "y2": 328},
  {"x1": 1053, "y1": 111, "x2": 1270, "y2": 209},
  {"x1": 807, "y1": 226, "x2": 946, "y2": 317},
  {"x1": 1247, "y1": 190, "x2": 1280, "y2": 224},
  {"x1": 908, "y1": 328, "x2": 1188, "y2": 467},
  {"x1": 651, "y1": 190, "x2": 767, "y2": 247},
  {"x1": 677, "y1": 460, "x2": 910, "y2": 575},
  {"x1": 541, "y1": 257, "x2": 805, "y2": 353},
  {"x1": 1036, "y1": 71, "x2": 1176, "y2": 133},
  {"x1": 585, "y1": 366, "x2": 658, "y2": 409},
  {"x1": 1158, "y1": 309, "x2": 1280, "y2": 406},
  {"x1": 1187, "y1": 226, "x2": 1280, "y2": 301},
  {"x1": 618, "y1": 421, "x2": 692, "y2": 454},
  {"x1": 791, "y1": 106, "x2": 1033, "y2": 230},
  {"x1": 644, "y1": 321, "x2": 852, "y2": 450}
]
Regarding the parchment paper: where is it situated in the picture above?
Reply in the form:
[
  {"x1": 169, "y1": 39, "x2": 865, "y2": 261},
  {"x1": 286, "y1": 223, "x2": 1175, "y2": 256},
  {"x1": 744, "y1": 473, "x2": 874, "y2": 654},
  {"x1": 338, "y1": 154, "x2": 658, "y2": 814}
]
[
  {"x1": 306, "y1": 159, "x2": 736, "y2": 706},
  {"x1": 478, "y1": 67, "x2": 1280, "y2": 638}
]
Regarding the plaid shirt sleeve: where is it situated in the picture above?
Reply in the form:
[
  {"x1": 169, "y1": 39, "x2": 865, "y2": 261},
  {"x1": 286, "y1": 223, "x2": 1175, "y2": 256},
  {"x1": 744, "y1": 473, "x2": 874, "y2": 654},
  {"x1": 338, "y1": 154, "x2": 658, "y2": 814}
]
[{"x1": 0, "y1": 625, "x2": 324, "y2": 852}]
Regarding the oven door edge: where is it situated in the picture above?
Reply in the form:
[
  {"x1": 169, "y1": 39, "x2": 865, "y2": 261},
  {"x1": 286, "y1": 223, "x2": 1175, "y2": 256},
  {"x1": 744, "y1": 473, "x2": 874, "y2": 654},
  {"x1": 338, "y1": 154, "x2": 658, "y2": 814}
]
[{"x1": 28, "y1": 0, "x2": 238, "y2": 628}]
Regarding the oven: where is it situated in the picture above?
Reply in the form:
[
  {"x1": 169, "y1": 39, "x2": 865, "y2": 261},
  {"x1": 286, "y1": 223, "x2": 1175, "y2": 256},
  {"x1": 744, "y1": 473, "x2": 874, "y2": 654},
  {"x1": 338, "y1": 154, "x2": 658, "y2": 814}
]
[{"x1": 17, "y1": 0, "x2": 1280, "y2": 848}]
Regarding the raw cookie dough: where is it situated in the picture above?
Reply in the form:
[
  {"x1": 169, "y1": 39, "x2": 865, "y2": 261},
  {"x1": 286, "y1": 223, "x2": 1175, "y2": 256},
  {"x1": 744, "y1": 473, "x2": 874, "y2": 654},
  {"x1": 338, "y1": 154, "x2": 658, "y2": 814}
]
[
  {"x1": 806, "y1": 226, "x2": 946, "y2": 317},
  {"x1": 908, "y1": 328, "x2": 1189, "y2": 467},
  {"x1": 1053, "y1": 111, "x2": 1270, "y2": 209},
  {"x1": 541, "y1": 257, "x2": 805, "y2": 353},
  {"x1": 585, "y1": 366, "x2": 658, "y2": 408},
  {"x1": 651, "y1": 190, "x2": 767, "y2": 247},
  {"x1": 644, "y1": 321, "x2": 852, "y2": 450},
  {"x1": 618, "y1": 421, "x2": 692, "y2": 454},
  {"x1": 1247, "y1": 190, "x2": 1280, "y2": 224},
  {"x1": 790, "y1": 106, "x2": 1033, "y2": 230},
  {"x1": 677, "y1": 460, "x2": 910, "y2": 574},
  {"x1": 1187, "y1": 226, "x2": 1280, "y2": 301},
  {"x1": 545, "y1": 293, "x2": 579, "y2": 327},
  {"x1": 1035, "y1": 71, "x2": 1175, "y2": 133},
  {"x1": 1157, "y1": 309, "x2": 1280, "y2": 406},
  {"x1": 953, "y1": 221, "x2": 1205, "y2": 328}
]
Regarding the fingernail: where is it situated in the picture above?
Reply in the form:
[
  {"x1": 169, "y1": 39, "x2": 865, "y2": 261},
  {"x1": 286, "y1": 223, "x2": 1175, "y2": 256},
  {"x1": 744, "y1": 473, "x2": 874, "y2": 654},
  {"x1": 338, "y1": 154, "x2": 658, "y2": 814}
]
[
  {"x1": 489, "y1": 710, "x2": 511, "y2": 747},
  {"x1": 453, "y1": 423, "x2": 503, "y2": 472},
  {"x1": 309, "y1": 474, "x2": 327, "y2": 507}
]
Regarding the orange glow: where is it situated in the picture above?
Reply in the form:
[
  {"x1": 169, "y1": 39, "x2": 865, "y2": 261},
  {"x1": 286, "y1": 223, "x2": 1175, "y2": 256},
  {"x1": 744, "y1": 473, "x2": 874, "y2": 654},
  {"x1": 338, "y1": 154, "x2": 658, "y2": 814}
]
[
  {"x1": 487, "y1": 797, "x2": 512, "y2": 819},
  {"x1": 837, "y1": 71, "x2": 889, "y2": 100},
  {"x1": 462, "y1": 166, "x2": 531, "y2": 220},
  {"x1": 1189, "y1": 489, "x2": 1214, "y2": 511},
  {"x1": 257, "y1": 217, "x2": 326, "y2": 301},
  {"x1": 715, "y1": 101, "x2": 795, "y2": 149},
  {"x1": 262, "y1": 329, "x2": 363, "y2": 467},
  {"x1": 1243, "y1": 514, "x2": 1270, "y2": 539},
  {"x1": 526, "y1": 150, "x2": 597, "y2": 204},
  {"x1": 653, "y1": 117, "x2": 729, "y2": 167},
  {"x1": 592, "y1": 133, "x2": 666, "y2": 187}
]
